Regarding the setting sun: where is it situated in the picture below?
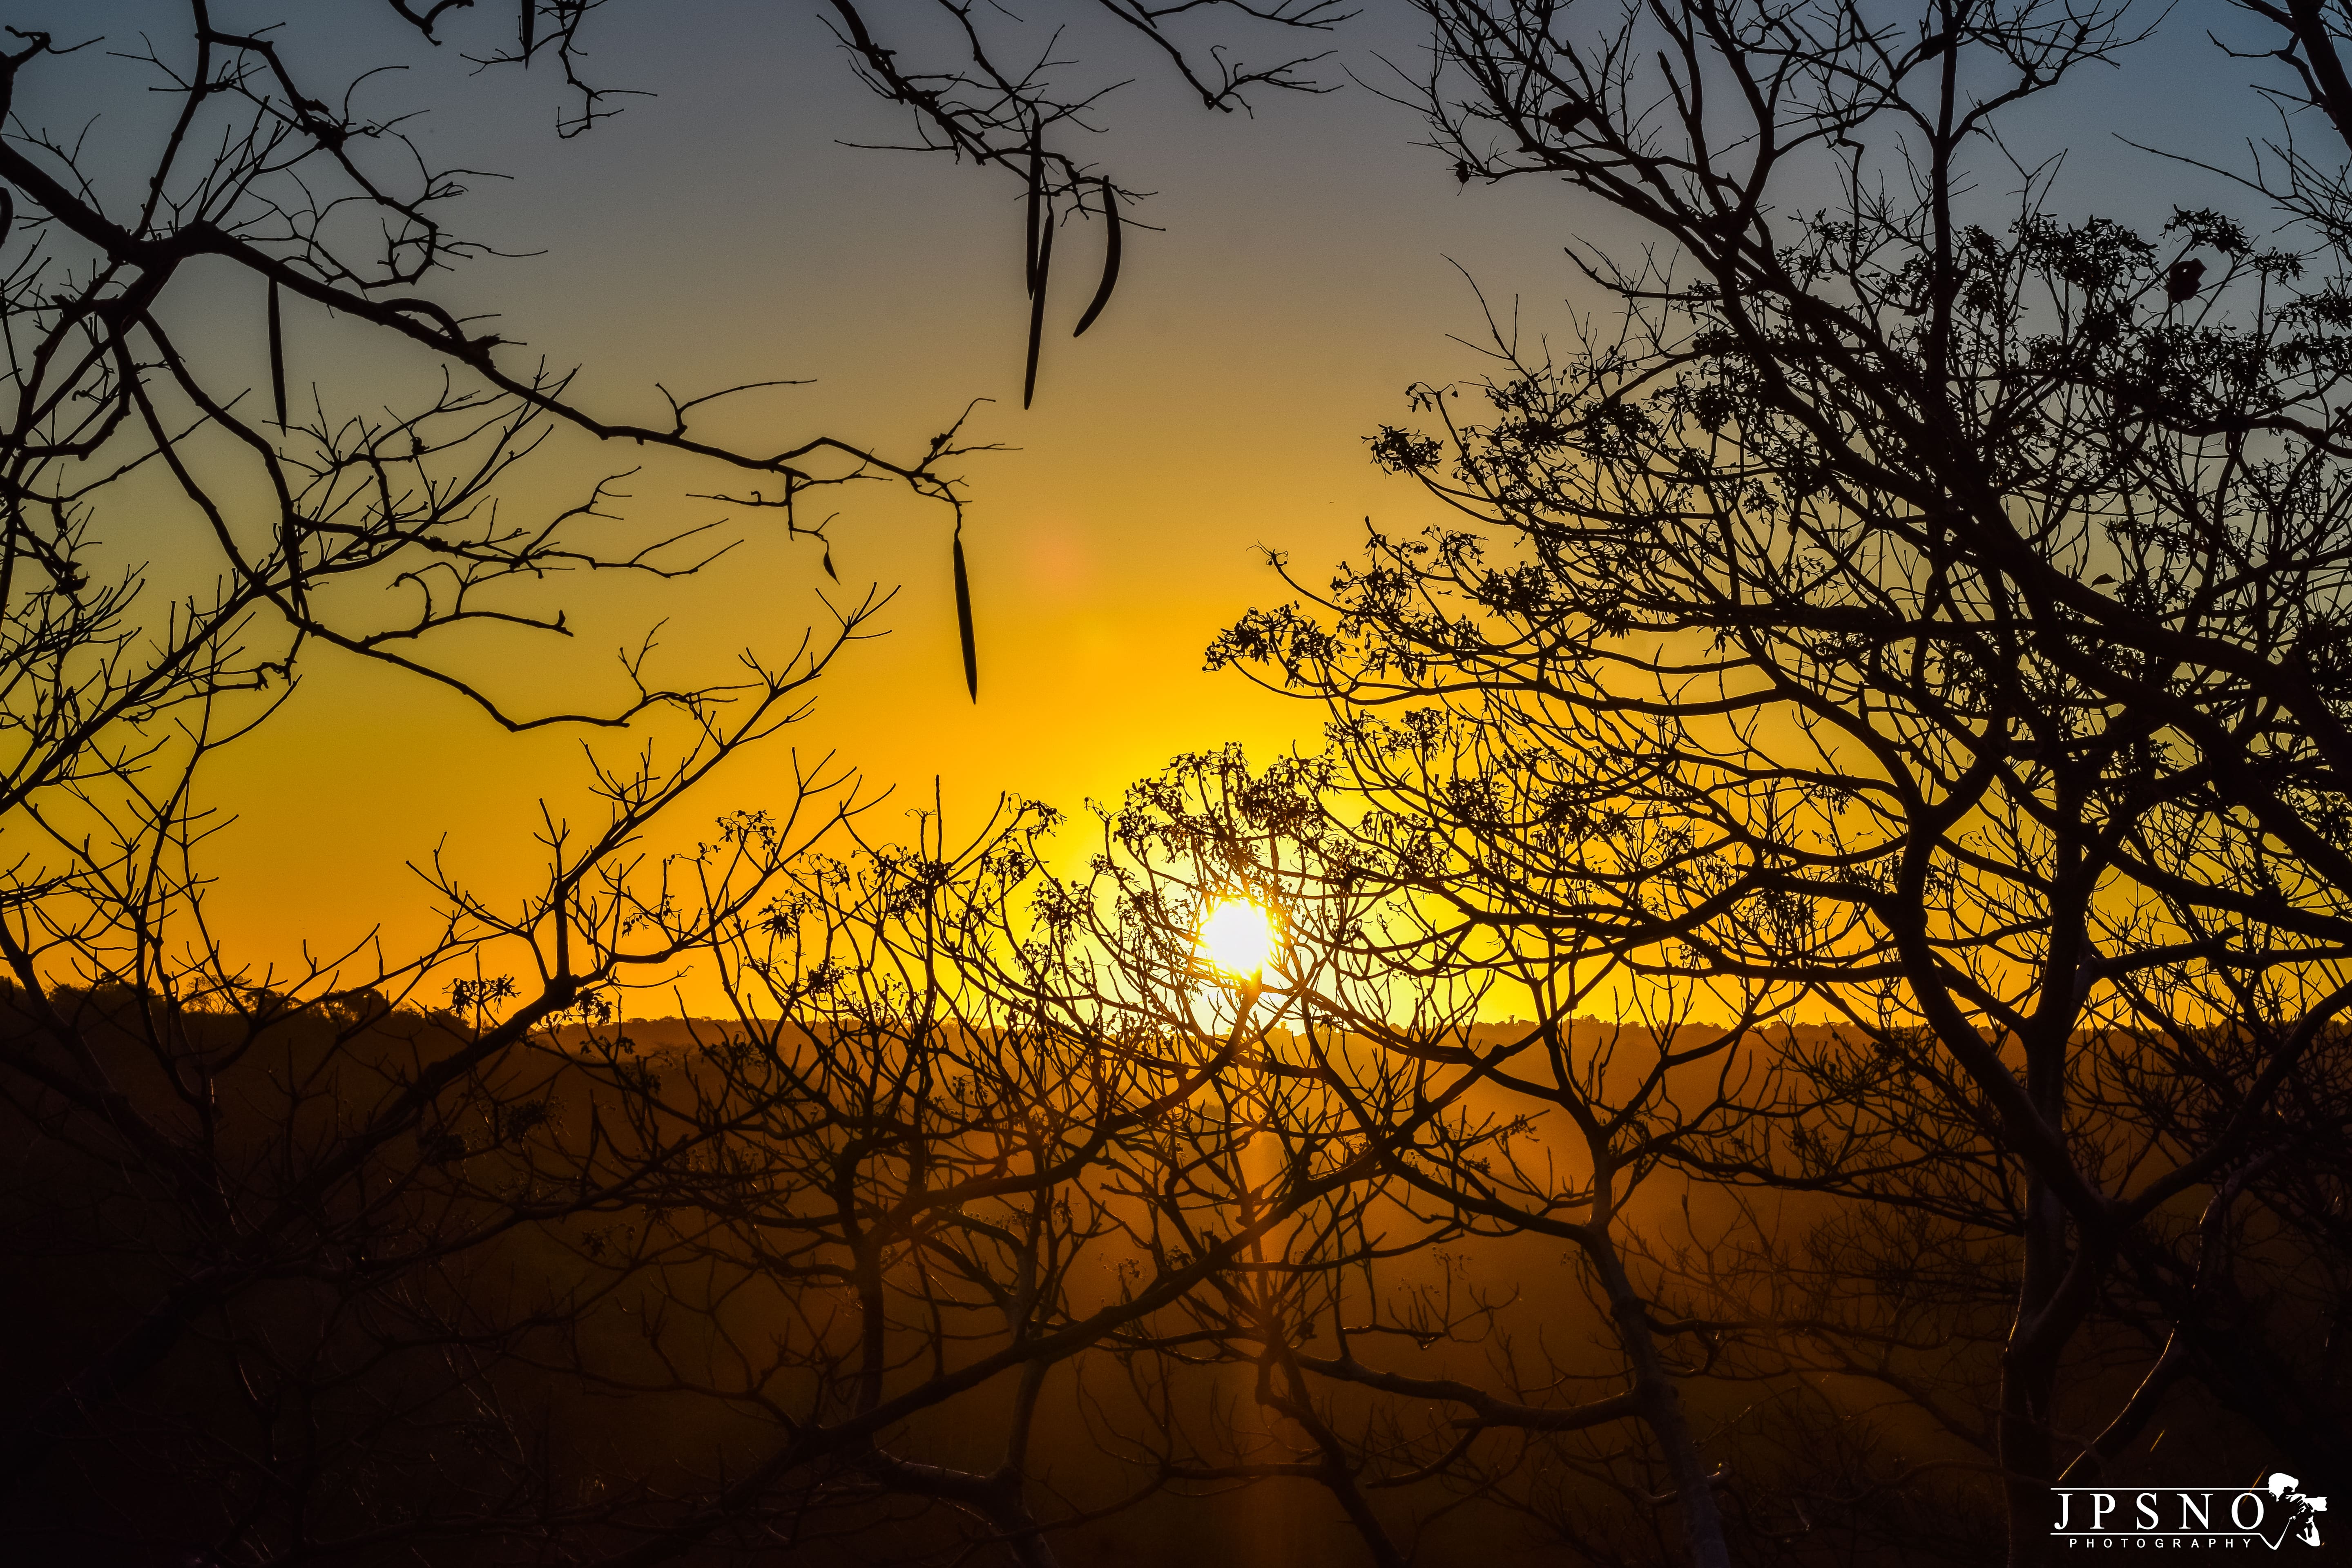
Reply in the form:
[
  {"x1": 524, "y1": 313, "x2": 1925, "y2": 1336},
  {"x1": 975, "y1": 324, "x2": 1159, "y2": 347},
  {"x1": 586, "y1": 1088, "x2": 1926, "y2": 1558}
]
[{"x1": 1198, "y1": 898, "x2": 1275, "y2": 977}]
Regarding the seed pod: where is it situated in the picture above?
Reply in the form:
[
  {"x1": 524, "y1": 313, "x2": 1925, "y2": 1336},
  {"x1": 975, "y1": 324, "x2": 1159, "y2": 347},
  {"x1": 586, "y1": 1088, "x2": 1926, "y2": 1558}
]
[
  {"x1": 952, "y1": 531, "x2": 979, "y2": 702},
  {"x1": 1025, "y1": 141, "x2": 1045, "y2": 297},
  {"x1": 521, "y1": 0, "x2": 535, "y2": 58},
  {"x1": 268, "y1": 278, "x2": 287, "y2": 429},
  {"x1": 1023, "y1": 203, "x2": 1053, "y2": 408},
  {"x1": 1072, "y1": 178, "x2": 1120, "y2": 338}
]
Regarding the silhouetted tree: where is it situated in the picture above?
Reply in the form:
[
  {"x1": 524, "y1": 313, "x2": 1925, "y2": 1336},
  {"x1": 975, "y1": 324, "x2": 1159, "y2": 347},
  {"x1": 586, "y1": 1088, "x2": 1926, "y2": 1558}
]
[
  {"x1": 0, "y1": 3, "x2": 1353, "y2": 1562},
  {"x1": 1211, "y1": 0, "x2": 2352, "y2": 1560},
  {"x1": 953, "y1": 748, "x2": 1803, "y2": 1568}
]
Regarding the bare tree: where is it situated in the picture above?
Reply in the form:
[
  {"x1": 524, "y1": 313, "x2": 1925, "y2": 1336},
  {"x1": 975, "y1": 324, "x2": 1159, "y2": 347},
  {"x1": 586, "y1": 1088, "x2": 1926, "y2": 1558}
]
[
  {"x1": 943, "y1": 746, "x2": 1823, "y2": 1568},
  {"x1": 0, "y1": 2, "x2": 1361, "y2": 1561},
  {"x1": 1201, "y1": 0, "x2": 2352, "y2": 1559},
  {"x1": 482, "y1": 791, "x2": 1450, "y2": 1567}
]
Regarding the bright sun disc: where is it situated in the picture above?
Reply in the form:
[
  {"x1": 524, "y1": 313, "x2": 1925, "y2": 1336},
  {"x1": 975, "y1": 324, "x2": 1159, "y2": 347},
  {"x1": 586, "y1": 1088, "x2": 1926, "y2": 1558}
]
[{"x1": 1200, "y1": 899, "x2": 1275, "y2": 977}]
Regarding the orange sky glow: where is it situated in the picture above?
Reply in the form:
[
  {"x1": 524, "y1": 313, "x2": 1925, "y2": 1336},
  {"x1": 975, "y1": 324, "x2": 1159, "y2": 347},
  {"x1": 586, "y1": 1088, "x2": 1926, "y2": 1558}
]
[{"x1": 19, "y1": 0, "x2": 2271, "y2": 1013}]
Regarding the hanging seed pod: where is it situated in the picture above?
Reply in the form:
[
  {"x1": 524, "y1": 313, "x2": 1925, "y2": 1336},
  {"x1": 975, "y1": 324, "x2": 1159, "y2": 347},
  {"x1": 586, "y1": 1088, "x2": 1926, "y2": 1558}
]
[
  {"x1": 1072, "y1": 178, "x2": 1120, "y2": 338},
  {"x1": 268, "y1": 278, "x2": 287, "y2": 430},
  {"x1": 821, "y1": 545, "x2": 837, "y2": 582},
  {"x1": 520, "y1": 0, "x2": 535, "y2": 58},
  {"x1": 952, "y1": 531, "x2": 979, "y2": 702},
  {"x1": 1025, "y1": 140, "x2": 1045, "y2": 297},
  {"x1": 1023, "y1": 204, "x2": 1053, "y2": 408}
]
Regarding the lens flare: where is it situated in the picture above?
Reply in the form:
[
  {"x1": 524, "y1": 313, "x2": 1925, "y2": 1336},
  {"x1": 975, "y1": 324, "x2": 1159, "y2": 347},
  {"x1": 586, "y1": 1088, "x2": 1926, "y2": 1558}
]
[{"x1": 1199, "y1": 898, "x2": 1274, "y2": 977}]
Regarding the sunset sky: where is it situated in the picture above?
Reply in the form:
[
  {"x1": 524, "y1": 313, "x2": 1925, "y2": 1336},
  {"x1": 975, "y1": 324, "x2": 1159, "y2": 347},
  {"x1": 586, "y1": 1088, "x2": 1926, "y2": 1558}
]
[{"x1": 18, "y1": 0, "x2": 2284, "y2": 984}]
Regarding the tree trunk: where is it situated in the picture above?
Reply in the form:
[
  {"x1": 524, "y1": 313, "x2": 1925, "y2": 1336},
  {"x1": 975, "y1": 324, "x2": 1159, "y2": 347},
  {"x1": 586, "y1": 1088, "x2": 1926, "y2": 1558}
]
[
  {"x1": 2000, "y1": 1181, "x2": 2071, "y2": 1568},
  {"x1": 1588, "y1": 1241, "x2": 1732, "y2": 1568}
]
